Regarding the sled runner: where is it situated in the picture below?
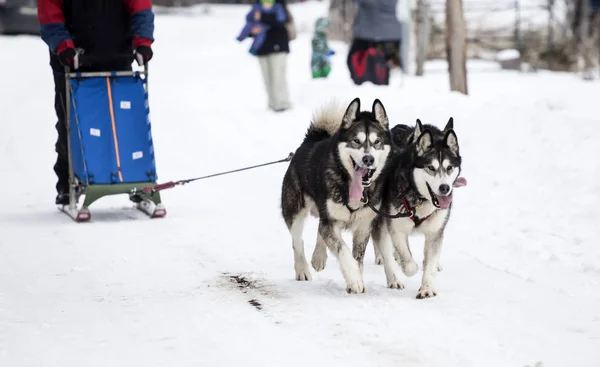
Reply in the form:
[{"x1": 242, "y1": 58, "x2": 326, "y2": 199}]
[{"x1": 59, "y1": 53, "x2": 165, "y2": 222}]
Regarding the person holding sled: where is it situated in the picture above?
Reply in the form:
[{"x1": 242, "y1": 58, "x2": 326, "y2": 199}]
[{"x1": 37, "y1": 0, "x2": 155, "y2": 205}]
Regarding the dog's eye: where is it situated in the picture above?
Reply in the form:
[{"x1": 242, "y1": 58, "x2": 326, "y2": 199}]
[
  {"x1": 353, "y1": 139, "x2": 361, "y2": 145},
  {"x1": 427, "y1": 165, "x2": 436, "y2": 171},
  {"x1": 373, "y1": 139, "x2": 381, "y2": 146},
  {"x1": 447, "y1": 165, "x2": 453, "y2": 172}
]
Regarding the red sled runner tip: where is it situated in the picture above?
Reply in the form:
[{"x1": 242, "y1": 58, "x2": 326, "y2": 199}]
[
  {"x1": 152, "y1": 207, "x2": 167, "y2": 218},
  {"x1": 136, "y1": 201, "x2": 167, "y2": 219},
  {"x1": 58, "y1": 205, "x2": 91, "y2": 223}
]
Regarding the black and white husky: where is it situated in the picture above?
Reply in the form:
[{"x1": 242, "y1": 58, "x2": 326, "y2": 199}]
[
  {"x1": 280, "y1": 98, "x2": 393, "y2": 293},
  {"x1": 370, "y1": 118, "x2": 465, "y2": 298}
]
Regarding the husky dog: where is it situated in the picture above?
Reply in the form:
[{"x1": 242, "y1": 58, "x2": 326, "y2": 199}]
[
  {"x1": 280, "y1": 98, "x2": 392, "y2": 293},
  {"x1": 371, "y1": 122, "x2": 466, "y2": 266},
  {"x1": 369, "y1": 118, "x2": 464, "y2": 298}
]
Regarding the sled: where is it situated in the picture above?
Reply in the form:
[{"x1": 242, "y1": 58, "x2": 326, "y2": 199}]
[{"x1": 59, "y1": 53, "x2": 166, "y2": 222}]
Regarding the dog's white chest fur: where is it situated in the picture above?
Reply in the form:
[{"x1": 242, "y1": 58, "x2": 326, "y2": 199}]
[
  {"x1": 388, "y1": 201, "x2": 449, "y2": 235},
  {"x1": 326, "y1": 199, "x2": 377, "y2": 231}
]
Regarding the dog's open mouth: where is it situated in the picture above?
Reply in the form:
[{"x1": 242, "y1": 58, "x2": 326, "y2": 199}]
[
  {"x1": 426, "y1": 183, "x2": 453, "y2": 209},
  {"x1": 349, "y1": 159, "x2": 376, "y2": 202}
]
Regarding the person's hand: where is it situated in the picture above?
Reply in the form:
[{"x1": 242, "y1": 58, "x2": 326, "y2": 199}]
[
  {"x1": 253, "y1": 10, "x2": 260, "y2": 21},
  {"x1": 251, "y1": 25, "x2": 263, "y2": 35},
  {"x1": 58, "y1": 47, "x2": 76, "y2": 69},
  {"x1": 135, "y1": 46, "x2": 153, "y2": 65}
]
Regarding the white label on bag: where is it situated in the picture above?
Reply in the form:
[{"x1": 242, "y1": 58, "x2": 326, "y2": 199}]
[
  {"x1": 90, "y1": 128, "x2": 101, "y2": 137},
  {"x1": 120, "y1": 101, "x2": 131, "y2": 109},
  {"x1": 132, "y1": 151, "x2": 143, "y2": 160}
]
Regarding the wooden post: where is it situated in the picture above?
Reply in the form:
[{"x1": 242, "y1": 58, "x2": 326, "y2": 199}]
[
  {"x1": 547, "y1": 0, "x2": 555, "y2": 57},
  {"x1": 514, "y1": 0, "x2": 521, "y2": 52},
  {"x1": 445, "y1": 0, "x2": 468, "y2": 94},
  {"x1": 415, "y1": 0, "x2": 431, "y2": 76},
  {"x1": 328, "y1": 0, "x2": 356, "y2": 43}
]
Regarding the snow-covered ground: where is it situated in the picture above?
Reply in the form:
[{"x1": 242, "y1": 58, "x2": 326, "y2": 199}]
[{"x1": 1, "y1": 2, "x2": 599, "y2": 366}]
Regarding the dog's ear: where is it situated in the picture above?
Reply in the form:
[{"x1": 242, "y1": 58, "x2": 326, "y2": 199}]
[
  {"x1": 444, "y1": 117, "x2": 454, "y2": 131},
  {"x1": 413, "y1": 119, "x2": 424, "y2": 142},
  {"x1": 444, "y1": 129, "x2": 459, "y2": 155},
  {"x1": 416, "y1": 129, "x2": 433, "y2": 156},
  {"x1": 372, "y1": 99, "x2": 389, "y2": 129},
  {"x1": 342, "y1": 98, "x2": 361, "y2": 129}
]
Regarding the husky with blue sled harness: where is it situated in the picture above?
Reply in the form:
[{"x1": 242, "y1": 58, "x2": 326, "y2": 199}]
[{"x1": 59, "y1": 52, "x2": 166, "y2": 222}]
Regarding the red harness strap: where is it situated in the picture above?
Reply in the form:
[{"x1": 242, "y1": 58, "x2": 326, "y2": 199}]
[{"x1": 401, "y1": 196, "x2": 414, "y2": 221}]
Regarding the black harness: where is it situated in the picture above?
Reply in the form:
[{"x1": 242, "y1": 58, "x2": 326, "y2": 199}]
[{"x1": 346, "y1": 187, "x2": 436, "y2": 226}]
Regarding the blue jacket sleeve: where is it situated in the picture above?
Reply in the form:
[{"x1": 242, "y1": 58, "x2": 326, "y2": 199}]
[
  {"x1": 38, "y1": 0, "x2": 74, "y2": 54},
  {"x1": 125, "y1": 0, "x2": 155, "y2": 48},
  {"x1": 259, "y1": 4, "x2": 287, "y2": 26}
]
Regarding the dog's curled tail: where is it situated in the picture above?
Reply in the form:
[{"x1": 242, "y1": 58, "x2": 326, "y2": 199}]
[{"x1": 304, "y1": 99, "x2": 347, "y2": 142}]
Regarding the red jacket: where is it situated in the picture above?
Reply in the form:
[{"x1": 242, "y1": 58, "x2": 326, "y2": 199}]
[{"x1": 38, "y1": 0, "x2": 154, "y2": 70}]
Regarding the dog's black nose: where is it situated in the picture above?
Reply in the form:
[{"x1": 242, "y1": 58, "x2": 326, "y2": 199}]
[
  {"x1": 439, "y1": 184, "x2": 450, "y2": 195},
  {"x1": 362, "y1": 155, "x2": 375, "y2": 166}
]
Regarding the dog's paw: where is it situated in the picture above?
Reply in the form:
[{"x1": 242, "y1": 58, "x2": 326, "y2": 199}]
[
  {"x1": 311, "y1": 251, "x2": 327, "y2": 272},
  {"x1": 437, "y1": 262, "x2": 443, "y2": 272},
  {"x1": 402, "y1": 259, "x2": 419, "y2": 277},
  {"x1": 374, "y1": 254, "x2": 384, "y2": 265},
  {"x1": 345, "y1": 269, "x2": 365, "y2": 294},
  {"x1": 346, "y1": 280, "x2": 365, "y2": 294},
  {"x1": 416, "y1": 285, "x2": 437, "y2": 299},
  {"x1": 387, "y1": 277, "x2": 405, "y2": 290},
  {"x1": 294, "y1": 263, "x2": 312, "y2": 281}
]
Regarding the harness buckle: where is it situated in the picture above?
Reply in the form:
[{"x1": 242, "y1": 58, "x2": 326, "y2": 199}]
[{"x1": 360, "y1": 192, "x2": 369, "y2": 205}]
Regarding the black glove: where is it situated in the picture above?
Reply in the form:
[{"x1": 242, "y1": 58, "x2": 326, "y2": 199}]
[
  {"x1": 58, "y1": 47, "x2": 76, "y2": 68},
  {"x1": 135, "y1": 46, "x2": 153, "y2": 65}
]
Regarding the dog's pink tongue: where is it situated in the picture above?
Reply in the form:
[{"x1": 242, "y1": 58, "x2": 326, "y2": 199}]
[
  {"x1": 349, "y1": 168, "x2": 367, "y2": 202},
  {"x1": 454, "y1": 177, "x2": 467, "y2": 187},
  {"x1": 436, "y1": 194, "x2": 453, "y2": 209}
]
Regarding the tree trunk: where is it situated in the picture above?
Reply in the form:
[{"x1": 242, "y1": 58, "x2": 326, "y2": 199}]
[
  {"x1": 328, "y1": 0, "x2": 356, "y2": 43},
  {"x1": 415, "y1": 0, "x2": 431, "y2": 76},
  {"x1": 445, "y1": 0, "x2": 468, "y2": 94}
]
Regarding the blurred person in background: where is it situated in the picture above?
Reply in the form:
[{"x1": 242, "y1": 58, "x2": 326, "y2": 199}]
[
  {"x1": 242, "y1": 0, "x2": 292, "y2": 112},
  {"x1": 311, "y1": 17, "x2": 335, "y2": 79},
  {"x1": 37, "y1": 0, "x2": 155, "y2": 205},
  {"x1": 347, "y1": 0, "x2": 403, "y2": 85},
  {"x1": 237, "y1": 0, "x2": 286, "y2": 55}
]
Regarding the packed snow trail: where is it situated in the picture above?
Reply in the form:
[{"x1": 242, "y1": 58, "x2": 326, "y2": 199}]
[{"x1": 1, "y1": 2, "x2": 599, "y2": 366}]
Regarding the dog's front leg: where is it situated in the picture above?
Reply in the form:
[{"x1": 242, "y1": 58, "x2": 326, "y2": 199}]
[
  {"x1": 416, "y1": 231, "x2": 444, "y2": 299},
  {"x1": 319, "y1": 220, "x2": 365, "y2": 294},
  {"x1": 351, "y1": 226, "x2": 371, "y2": 272},
  {"x1": 373, "y1": 234, "x2": 401, "y2": 265},
  {"x1": 375, "y1": 221, "x2": 405, "y2": 289},
  {"x1": 388, "y1": 222, "x2": 419, "y2": 277}
]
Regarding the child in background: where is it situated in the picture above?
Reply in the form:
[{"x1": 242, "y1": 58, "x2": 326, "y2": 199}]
[
  {"x1": 237, "y1": 0, "x2": 286, "y2": 55},
  {"x1": 311, "y1": 17, "x2": 335, "y2": 78}
]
